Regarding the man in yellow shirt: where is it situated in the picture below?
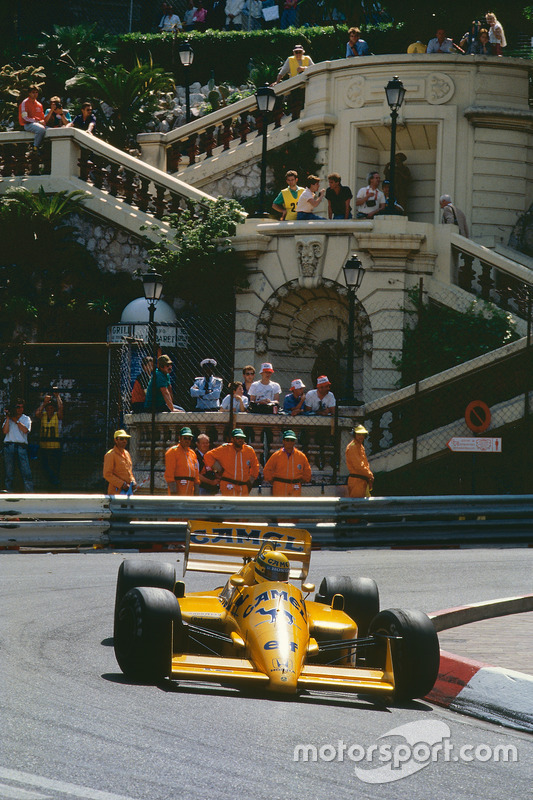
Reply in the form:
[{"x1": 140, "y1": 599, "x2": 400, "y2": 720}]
[
  {"x1": 263, "y1": 430, "x2": 312, "y2": 496},
  {"x1": 164, "y1": 427, "x2": 200, "y2": 496},
  {"x1": 103, "y1": 429, "x2": 136, "y2": 494},
  {"x1": 272, "y1": 170, "x2": 304, "y2": 221},
  {"x1": 345, "y1": 424, "x2": 373, "y2": 498},
  {"x1": 35, "y1": 389, "x2": 63, "y2": 489}
]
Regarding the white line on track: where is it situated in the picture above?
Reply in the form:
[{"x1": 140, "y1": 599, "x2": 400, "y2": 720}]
[{"x1": 0, "y1": 769, "x2": 140, "y2": 800}]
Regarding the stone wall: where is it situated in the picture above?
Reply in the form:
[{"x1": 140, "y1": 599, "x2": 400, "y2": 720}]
[{"x1": 69, "y1": 211, "x2": 149, "y2": 274}]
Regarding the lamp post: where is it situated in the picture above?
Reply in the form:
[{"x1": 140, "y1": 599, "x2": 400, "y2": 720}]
[
  {"x1": 384, "y1": 76, "x2": 406, "y2": 215},
  {"x1": 179, "y1": 41, "x2": 194, "y2": 124},
  {"x1": 141, "y1": 267, "x2": 163, "y2": 494},
  {"x1": 342, "y1": 253, "x2": 365, "y2": 405},
  {"x1": 254, "y1": 84, "x2": 276, "y2": 218}
]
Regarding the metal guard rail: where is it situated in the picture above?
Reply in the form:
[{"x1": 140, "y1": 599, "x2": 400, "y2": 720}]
[{"x1": 0, "y1": 494, "x2": 532, "y2": 548}]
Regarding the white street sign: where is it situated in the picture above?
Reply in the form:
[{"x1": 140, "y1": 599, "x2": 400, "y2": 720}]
[{"x1": 447, "y1": 437, "x2": 502, "y2": 453}]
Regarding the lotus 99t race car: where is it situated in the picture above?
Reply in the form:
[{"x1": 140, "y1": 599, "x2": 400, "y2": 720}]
[{"x1": 113, "y1": 522, "x2": 439, "y2": 702}]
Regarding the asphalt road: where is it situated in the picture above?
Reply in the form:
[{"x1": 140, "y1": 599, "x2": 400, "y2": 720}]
[{"x1": 1, "y1": 547, "x2": 532, "y2": 800}]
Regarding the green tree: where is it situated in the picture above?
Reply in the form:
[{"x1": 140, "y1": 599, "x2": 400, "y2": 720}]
[
  {"x1": 0, "y1": 187, "x2": 136, "y2": 342},
  {"x1": 392, "y1": 287, "x2": 519, "y2": 387},
  {"x1": 0, "y1": 63, "x2": 46, "y2": 129},
  {"x1": 67, "y1": 58, "x2": 175, "y2": 150},
  {"x1": 143, "y1": 197, "x2": 248, "y2": 312}
]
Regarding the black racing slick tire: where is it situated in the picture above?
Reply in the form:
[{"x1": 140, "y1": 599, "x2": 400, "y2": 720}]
[
  {"x1": 114, "y1": 587, "x2": 182, "y2": 682},
  {"x1": 315, "y1": 576, "x2": 380, "y2": 637},
  {"x1": 368, "y1": 608, "x2": 440, "y2": 702},
  {"x1": 114, "y1": 559, "x2": 176, "y2": 635}
]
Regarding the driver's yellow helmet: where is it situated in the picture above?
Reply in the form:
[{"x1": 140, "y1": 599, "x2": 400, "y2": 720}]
[{"x1": 254, "y1": 549, "x2": 290, "y2": 583}]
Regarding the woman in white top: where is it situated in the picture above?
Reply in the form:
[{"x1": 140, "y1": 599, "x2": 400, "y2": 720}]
[
  {"x1": 220, "y1": 382, "x2": 249, "y2": 412},
  {"x1": 485, "y1": 12, "x2": 506, "y2": 55},
  {"x1": 158, "y1": 2, "x2": 182, "y2": 30}
]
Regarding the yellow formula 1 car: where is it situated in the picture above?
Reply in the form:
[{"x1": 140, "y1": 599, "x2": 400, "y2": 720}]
[{"x1": 113, "y1": 522, "x2": 439, "y2": 702}]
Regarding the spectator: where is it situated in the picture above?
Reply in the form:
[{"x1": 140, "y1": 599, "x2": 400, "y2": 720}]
[
  {"x1": 460, "y1": 20, "x2": 482, "y2": 53},
  {"x1": 356, "y1": 171, "x2": 385, "y2": 219},
  {"x1": 195, "y1": 433, "x2": 220, "y2": 495},
  {"x1": 220, "y1": 381, "x2": 249, "y2": 412},
  {"x1": 469, "y1": 28, "x2": 492, "y2": 55},
  {"x1": 35, "y1": 389, "x2": 63, "y2": 490},
  {"x1": 407, "y1": 40, "x2": 427, "y2": 53},
  {"x1": 131, "y1": 356, "x2": 154, "y2": 413},
  {"x1": 326, "y1": 172, "x2": 353, "y2": 219},
  {"x1": 45, "y1": 97, "x2": 71, "y2": 128},
  {"x1": 345, "y1": 424, "x2": 373, "y2": 498},
  {"x1": 379, "y1": 180, "x2": 404, "y2": 214},
  {"x1": 273, "y1": 44, "x2": 314, "y2": 84},
  {"x1": 296, "y1": 175, "x2": 325, "y2": 220},
  {"x1": 2, "y1": 398, "x2": 34, "y2": 492},
  {"x1": 272, "y1": 170, "x2": 304, "y2": 221},
  {"x1": 283, "y1": 378, "x2": 306, "y2": 416},
  {"x1": 144, "y1": 354, "x2": 182, "y2": 413},
  {"x1": 242, "y1": 0, "x2": 263, "y2": 29},
  {"x1": 440, "y1": 195, "x2": 469, "y2": 237},
  {"x1": 384, "y1": 152, "x2": 411, "y2": 210},
  {"x1": 242, "y1": 365, "x2": 256, "y2": 399},
  {"x1": 103, "y1": 429, "x2": 136, "y2": 495},
  {"x1": 19, "y1": 86, "x2": 46, "y2": 151},
  {"x1": 164, "y1": 427, "x2": 200, "y2": 495},
  {"x1": 346, "y1": 27, "x2": 370, "y2": 57},
  {"x1": 249, "y1": 362, "x2": 281, "y2": 413},
  {"x1": 485, "y1": 12, "x2": 506, "y2": 55},
  {"x1": 304, "y1": 375, "x2": 335, "y2": 415},
  {"x1": 183, "y1": 0, "x2": 197, "y2": 30},
  {"x1": 193, "y1": 0, "x2": 208, "y2": 29},
  {"x1": 209, "y1": 0, "x2": 227, "y2": 29},
  {"x1": 70, "y1": 103, "x2": 96, "y2": 135},
  {"x1": 204, "y1": 428, "x2": 260, "y2": 496},
  {"x1": 427, "y1": 27, "x2": 455, "y2": 53},
  {"x1": 280, "y1": 0, "x2": 298, "y2": 29},
  {"x1": 158, "y1": 1, "x2": 183, "y2": 30},
  {"x1": 263, "y1": 430, "x2": 312, "y2": 496},
  {"x1": 225, "y1": 0, "x2": 245, "y2": 29},
  {"x1": 190, "y1": 358, "x2": 223, "y2": 411}
]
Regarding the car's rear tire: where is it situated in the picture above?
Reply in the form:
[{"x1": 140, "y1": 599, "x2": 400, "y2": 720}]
[
  {"x1": 114, "y1": 560, "x2": 176, "y2": 635},
  {"x1": 315, "y1": 576, "x2": 380, "y2": 637},
  {"x1": 114, "y1": 587, "x2": 182, "y2": 682},
  {"x1": 368, "y1": 608, "x2": 440, "y2": 702}
]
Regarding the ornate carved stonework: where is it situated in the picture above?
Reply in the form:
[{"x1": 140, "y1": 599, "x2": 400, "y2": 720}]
[
  {"x1": 426, "y1": 73, "x2": 455, "y2": 104},
  {"x1": 295, "y1": 236, "x2": 325, "y2": 288},
  {"x1": 345, "y1": 76, "x2": 366, "y2": 108}
]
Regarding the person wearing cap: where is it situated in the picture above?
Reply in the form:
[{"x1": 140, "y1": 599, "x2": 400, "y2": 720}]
[
  {"x1": 249, "y1": 362, "x2": 281, "y2": 413},
  {"x1": 263, "y1": 430, "x2": 312, "y2": 496},
  {"x1": 190, "y1": 358, "x2": 223, "y2": 411},
  {"x1": 273, "y1": 44, "x2": 314, "y2": 84},
  {"x1": 377, "y1": 180, "x2": 405, "y2": 215},
  {"x1": 164, "y1": 427, "x2": 200, "y2": 495},
  {"x1": 144, "y1": 355, "x2": 177, "y2": 413},
  {"x1": 204, "y1": 429, "x2": 260, "y2": 496},
  {"x1": 304, "y1": 376, "x2": 336, "y2": 415},
  {"x1": 103, "y1": 430, "x2": 136, "y2": 495},
  {"x1": 346, "y1": 424, "x2": 374, "y2": 498},
  {"x1": 283, "y1": 378, "x2": 306, "y2": 416}
]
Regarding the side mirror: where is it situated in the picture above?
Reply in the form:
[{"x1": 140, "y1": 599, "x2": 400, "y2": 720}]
[
  {"x1": 230, "y1": 574, "x2": 245, "y2": 588},
  {"x1": 302, "y1": 582, "x2": 315, "y2": 593}
]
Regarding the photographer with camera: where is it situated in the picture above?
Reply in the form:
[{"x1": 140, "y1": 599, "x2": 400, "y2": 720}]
[
  {"x1": 44, "y1": 97, "x2": 71, "y2": 128},
  {"x1": 35, "y1": 387, "x2": 63, "y2": 490},
  {"x1": 2, "y1": 399, "x2": 34, "y2": 492},
  {"x1": 356, "y1": 171, "x2": 385, "y2": 219}
]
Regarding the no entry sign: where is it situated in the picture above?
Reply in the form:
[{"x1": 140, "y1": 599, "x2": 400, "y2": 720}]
[{"x1": 464, "y1": 400, "x2": 491, "y2": 433}]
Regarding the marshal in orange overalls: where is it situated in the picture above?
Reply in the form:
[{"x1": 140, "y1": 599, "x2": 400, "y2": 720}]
[
  {"x1": 345, "y1": 438, "x2": 373, "y2": 498},
  {"x1": 204, "y1": 442, "x2": 260, "y2": 496},
  {"x1": 164, "y1": 444, "x2": 200, "y2": 495},
  {"x1": 263, "y1": 446, "x2": 312, "y2": 496}
]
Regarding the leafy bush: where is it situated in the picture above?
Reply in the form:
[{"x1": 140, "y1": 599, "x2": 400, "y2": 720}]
[
  {"x1": 0, "y1": 64, "x2": 46, "y2": 129},
  {"x1": 392, "y1": 287, "x2": 519, "y2": 387}
]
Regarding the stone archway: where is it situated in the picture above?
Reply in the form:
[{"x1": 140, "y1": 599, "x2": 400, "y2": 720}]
[{"x1": 255, "y1": 280, "x2": 372, "y2": 398}]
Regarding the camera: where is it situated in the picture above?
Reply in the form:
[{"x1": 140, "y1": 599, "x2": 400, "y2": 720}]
[
  {"x1": 367, "y1": 199, "x2": 376, "y2": 208},
  {"x1": 51, "y1": 386, "x2": 59, "y2": 393}
]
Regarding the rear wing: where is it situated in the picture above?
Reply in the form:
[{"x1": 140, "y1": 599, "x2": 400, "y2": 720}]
[{"x1": 184, "y1": 521, "x2": 312, "y2": 582}]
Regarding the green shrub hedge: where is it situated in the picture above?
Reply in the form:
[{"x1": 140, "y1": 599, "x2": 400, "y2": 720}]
[{"x1": 114, "y1": 25, "x2": 411, "y2": 86}]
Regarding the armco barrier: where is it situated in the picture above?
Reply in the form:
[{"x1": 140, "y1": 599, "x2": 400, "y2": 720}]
[{"x1": 1, "y1": 494, "x2": 532, "y2": 548}]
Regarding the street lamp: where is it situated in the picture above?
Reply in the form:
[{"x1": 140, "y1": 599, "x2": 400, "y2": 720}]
[
  {"x1": 254, "y1": 84, "x2": 276, "y2": 218},
  {"x1": 141, "y1": 267, "x2": 163, "y2": 494},
  {"x1": 384, "y1": 76, "x2": 406, "y2": 215},
  {"x1": 342, "y1": 253, "x2": 365, "y2": 405},
  {"x1": 179, "y1": 41, "x2": 194, "y2": 124}
]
